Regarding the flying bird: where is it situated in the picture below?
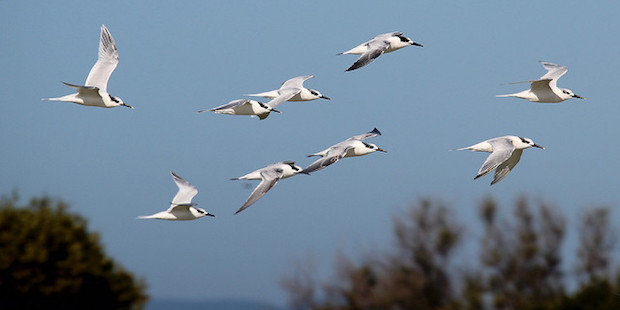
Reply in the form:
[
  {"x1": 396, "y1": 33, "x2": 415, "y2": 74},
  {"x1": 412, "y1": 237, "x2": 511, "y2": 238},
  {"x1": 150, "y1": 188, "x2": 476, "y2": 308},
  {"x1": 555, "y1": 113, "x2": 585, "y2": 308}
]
[
  {"x1": 456, "y1": 136, "x2": 544, "y2": 185},
  {"x1": 496, "y1": 61, "x2": 585, "y2": 103},
  {"x1": 137, "y1": 171, "x2": 214, "y2": 220},
  {"x1": 301, "y1": 128, "x2": 386, "y2": 174},
  {"x1": 245, "y1": 75, "x2": 330, "y2": 108},
  {"x1": 232, "y1": 162, "x2": 302, "y2": 214},
  {"x1": 198, "y1": 99, "x2": 280, "y2": 120},
  {"x1": 43, "y1": 25, "x2": 132, "y2": 109},
  {"x1": 339, "y1": 31, "x2": 423, "y2": 71}
]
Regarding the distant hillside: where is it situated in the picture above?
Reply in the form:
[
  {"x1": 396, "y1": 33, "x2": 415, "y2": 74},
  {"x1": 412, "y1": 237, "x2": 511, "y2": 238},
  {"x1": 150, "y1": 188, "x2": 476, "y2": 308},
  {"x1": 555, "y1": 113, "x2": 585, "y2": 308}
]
[{"x1": 146, "y1": 298, "x2": 284, "y2": 310}]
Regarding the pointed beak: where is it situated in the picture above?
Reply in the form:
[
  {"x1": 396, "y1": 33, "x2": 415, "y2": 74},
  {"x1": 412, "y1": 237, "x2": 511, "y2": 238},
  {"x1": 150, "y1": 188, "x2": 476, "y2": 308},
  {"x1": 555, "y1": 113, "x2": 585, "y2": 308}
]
[
  {"x1": 320, "y1": 95, "x2": 331, "y2": 100},
  {"x1": 271, "y1": 108, "x2": 281, "y2": 113},
  {"x1": 377, "y1": 148, "x2": 387, "y2": 153},
  {"x1": 122, "y1": 103, "x2": 134, "y2": 109},
  {"x1": 533, "y1": 144, "x2": 545, "y2": 150},
  {"x1": 207, "y1": 213, "x2": 215, "y2": 217},
  {"x1": 573, "y1": 94, "x2": 586, "y2": 100},
  {"x1": 411, "y1": 42, "x2": 423, "y2": 47}
]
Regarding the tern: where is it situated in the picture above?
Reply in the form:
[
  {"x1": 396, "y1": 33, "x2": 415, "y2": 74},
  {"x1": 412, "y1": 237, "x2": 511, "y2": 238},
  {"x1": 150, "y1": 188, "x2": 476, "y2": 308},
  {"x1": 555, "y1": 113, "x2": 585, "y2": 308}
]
[
  {"x1": 137, "y1": 171, "x2": 214, "y2": 220},
  {"x1": 43, "y1": 25, "x2": 132, "y2": 109},
  {"x1": 245, "y1": 75, "x2": 330, "y2": 108},
  {"x1": 497, "y1": 61, "x2": 584, "y2": 103},
  {"x1": 456, "y1": 136, "x2": 544, "y2": 185},
  {"x1": 198, "y1": 99, "x2": 280, "y2": 120},
  {"x1": 232, "y1": 162, "x2": 302, "y2": 214},
  {"x1": 339, "y1": 31, "x2": 422, "y2": 71},
  {"x1": 301, "y1": 128, "x2": 386, "y2": 174}
]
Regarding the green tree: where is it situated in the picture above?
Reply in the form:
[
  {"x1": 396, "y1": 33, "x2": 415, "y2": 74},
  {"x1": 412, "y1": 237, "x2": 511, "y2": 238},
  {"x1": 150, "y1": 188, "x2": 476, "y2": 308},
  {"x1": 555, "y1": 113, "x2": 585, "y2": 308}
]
[
  {"x1": 283, "y1": 196, "x2": 620, "y2": 310},
  {"x1": 0, "y1": 194, "x2": 148, "y2": 310}
]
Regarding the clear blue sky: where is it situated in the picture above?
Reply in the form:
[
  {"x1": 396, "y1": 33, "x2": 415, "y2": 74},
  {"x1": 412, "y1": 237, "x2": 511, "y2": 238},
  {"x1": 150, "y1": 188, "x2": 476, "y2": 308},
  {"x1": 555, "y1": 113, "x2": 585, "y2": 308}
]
[{"x1": 1, "y1": 0, "x2": 619, "y2": 306}]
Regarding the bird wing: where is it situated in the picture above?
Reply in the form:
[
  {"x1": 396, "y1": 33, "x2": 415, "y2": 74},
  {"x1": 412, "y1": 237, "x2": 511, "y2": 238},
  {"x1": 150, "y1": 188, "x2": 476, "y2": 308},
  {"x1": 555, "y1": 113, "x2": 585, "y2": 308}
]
[
  {"x1": 84, "y1": 25, "x2": 119, "y2": 91},
  {"x1": 62, "y1": 82, "x2": 100, "y2": 96},
  {"x1": 474, "y1": 138, "x2": 515, "y2": 179},
  {"x1": 265, "y1": 88, "x2": 301, "y2": 108},
  {"x1": 345, "y1": 40, "x2": 389, "y2": 71},
  {"x1": 538, "y1": 61, "x2": 568, "y2": 87},
  {"x1": 491, "y1": 149, "x2": 523, "y2": 185},
  {"x1": 347, "y1": 128, "x2": 382, "y2": 141},
  {"x1": 203, "y1": 99, "x2": 250, "y2": 112},
  {"x1": 280, "y1": 75, "x2": 314, "y2": 89},
  {"x1": 529, "y1": 79, "x2": 554, "y2": 93},
  {"x1": 167, "y1": 204, "x2": 192, "y2": 213},
  {"x1": 301, "y1": 145, "x2": 350, "y2": 174},
  {"x1": 170, "y1": 171, "x2": 198, "y2": 206},
  {"x1": 235, "y1": 168, "x2": 284, "y2": 214}
]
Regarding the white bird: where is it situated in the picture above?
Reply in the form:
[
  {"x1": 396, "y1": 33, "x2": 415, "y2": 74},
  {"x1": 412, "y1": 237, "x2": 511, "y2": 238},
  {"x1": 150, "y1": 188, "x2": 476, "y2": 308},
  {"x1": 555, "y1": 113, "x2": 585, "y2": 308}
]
[
  {"x1": 301, "y1": 128, "x2": 386, "y2": 174},
  {"x1": 232, "y1": 162, "x2": 302, "y2": 214},
  {"x1": 245, "y1": 75, "x2": 330, "y2": 108},
  {"x1": 497, "y1": 61, "x2": 585, "y2": 103},
  {"x1": 43, "y1": 25, "x2": 132, "y2": 109},
  {"x1": 198, "y1": 99, "x2": 281, "y2": 120},
  {"x1": 137, "y1": 171, "x2": 214, "y2": 220},
  {"x1": 339, "y1": 31, "x2": 423, "y2": 71},
  {"x1": 456, "y1": 136, "x2": 544, "y2": 185}
]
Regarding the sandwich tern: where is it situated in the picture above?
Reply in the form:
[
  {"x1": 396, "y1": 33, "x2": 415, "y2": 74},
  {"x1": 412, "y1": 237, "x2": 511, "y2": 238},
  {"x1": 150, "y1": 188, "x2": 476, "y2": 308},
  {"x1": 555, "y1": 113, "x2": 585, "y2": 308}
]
[
  {"x1": 43, "y1": 25, "x2": 132, "y2": 109},
  {"x1": 456, "y1": 136, "x2": 544, "y2": 185},
  {"x1": 245, "y1": 75, "x2": 330, "y2": 108},
  {"x1": 339, "y1": 31, "x2": 422, "y2": 71},
  {"x1": 198, "y1": 99, "x2": 280, "y2": 120},
  {"x1": 232, "y1": 162, "x2": 302, "y2": 214},
  {"x1": 137, "y1": 172, "x2": 214, "y2": 220},
  {"x1": 497, "y1": 61, "x2": 584, "y2": 103},
  {"x1": 301, "y1": 128, "x2": 386, "y2": 174}
]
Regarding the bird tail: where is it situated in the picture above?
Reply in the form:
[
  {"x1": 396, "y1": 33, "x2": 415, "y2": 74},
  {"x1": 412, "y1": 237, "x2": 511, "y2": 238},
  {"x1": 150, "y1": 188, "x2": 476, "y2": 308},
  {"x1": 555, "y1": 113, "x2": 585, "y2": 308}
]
[{"x1": 136, "y1": 215, "x2": 153, "y2": 219}]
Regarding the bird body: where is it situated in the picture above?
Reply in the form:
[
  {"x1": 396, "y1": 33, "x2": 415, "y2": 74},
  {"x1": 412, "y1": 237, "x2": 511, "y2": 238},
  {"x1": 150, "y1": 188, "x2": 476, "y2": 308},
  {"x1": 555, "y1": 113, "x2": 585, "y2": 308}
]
[
  {"x1": 43, "y1": 25, "x2": 132, "y2": 109},
  {"x1": 232, "y1": 162, "x2": 301, "y2": 214},
  {"x1": 199, "y1": 99, "x2": 280, "y2": 120},
  {"x1": 339, "y1": 32, "x2": 422, "y2": 71},
  {"x1": 457, "y1": 135, "x2": 544, "y2": 185},
  {"x1": 138, "y1": 172, "x2": 214, "y2": 220},
  {"x1": 497, "y1": 61, "x2": 584, "y2": 103},
  {"x1": 245, "y1": 75, "x2": 330, "y2": 108},
  {"x1": 301, "y1": 128, "x2": 386, "y2": 174}
]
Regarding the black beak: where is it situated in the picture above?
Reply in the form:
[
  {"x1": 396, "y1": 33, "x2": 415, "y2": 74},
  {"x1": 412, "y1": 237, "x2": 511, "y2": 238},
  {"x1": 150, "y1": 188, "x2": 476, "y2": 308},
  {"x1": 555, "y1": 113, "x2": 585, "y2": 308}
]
[
  {"x1": 533, "y1": 144, "x2": 545, "y2": 150},
  {"x1": 377, "y1": 148, "x2": 387, "y2": 153},
  {"x1": 573, "y1": 94, "x2": 585, "y2": 100},
  {"x1": 411, "y1": 42, "x2": 423, "y2": 47},
  {"x1": 321, "y1": 95, "x2": 331, "y2": 100},
  {"x1": 271, "y1": 108, "x2": 281, "y2": 113},
  {"x1": 207, "y1": 213, "x2": 215, "y2": 217},
  {"x1": 122, "y1": 103, "x2": 134, "y2": 109}
]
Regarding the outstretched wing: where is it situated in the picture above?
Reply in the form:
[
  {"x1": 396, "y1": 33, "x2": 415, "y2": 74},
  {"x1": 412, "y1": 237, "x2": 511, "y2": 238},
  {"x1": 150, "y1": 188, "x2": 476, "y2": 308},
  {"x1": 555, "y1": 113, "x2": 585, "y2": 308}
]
[
  {"x1": 345, "y1": 40, "x2": 389, "y2": 71},
  {"x1": 265, "y1": 88, "x2": 301, "y2": 108},
  {"x1": 202, "y1": 99, "x2": 250, "y2": 112},
  {"x1": 85, "y1": 25, "x2": 119, "y2": 91},
  {"x1": 538, "y1": 61, "x2": 567, "y2": 88},
  {"x1": 474, "y1": 139, "x2": 515, "y2": 180},
  {"x1": 170, "y1": 171, "x2": 198, "y2": 206},
  {"x1": 235, "y1": 168, "x2": 284, "y2": 214},
  {"x1": 491, "y1": 149, "x2": 523, "y2": 185},
  {"x1": 62, "y1": 82, "x2": 100, "y2": 96},
  {"x1": 280, "y1": 75, "x2": 314, "y2": 89},
  {"x1": 301, "y1": 145, "x2": 350, "y2": 174},
  {"x1": 347, "y1": 128, "x2": 382, "y2": 141}
]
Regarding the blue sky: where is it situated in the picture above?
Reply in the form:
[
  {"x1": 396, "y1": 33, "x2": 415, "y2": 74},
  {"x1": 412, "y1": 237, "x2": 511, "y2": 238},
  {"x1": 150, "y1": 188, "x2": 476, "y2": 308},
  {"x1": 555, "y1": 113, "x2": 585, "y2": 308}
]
[{"x1": 1, "y1": 0, "x2": 619, "y2": 306}]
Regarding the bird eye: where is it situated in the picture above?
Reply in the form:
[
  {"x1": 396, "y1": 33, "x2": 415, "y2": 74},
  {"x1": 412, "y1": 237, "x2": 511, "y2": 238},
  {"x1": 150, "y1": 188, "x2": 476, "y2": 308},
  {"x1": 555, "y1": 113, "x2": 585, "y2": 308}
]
[
  {"x1": 310, "y1": 90, "x2": 318, "y2": 96},
  {"x1": 562, "y1": 90, "x2": 570, "y2": 95},
  {"x1": 109, "y1": 95, "x2": 120, "y2": 103},
  {"x1": 398, "y1": 35, "x2": 408, "y2": 42}
]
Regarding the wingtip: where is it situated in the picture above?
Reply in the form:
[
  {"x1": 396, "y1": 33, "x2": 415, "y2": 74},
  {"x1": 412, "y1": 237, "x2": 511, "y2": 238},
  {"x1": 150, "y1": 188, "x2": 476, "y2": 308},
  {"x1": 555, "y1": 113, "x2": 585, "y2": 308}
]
[{"x1": 369, "y1": 128, "x2": 381, "y2": 135}]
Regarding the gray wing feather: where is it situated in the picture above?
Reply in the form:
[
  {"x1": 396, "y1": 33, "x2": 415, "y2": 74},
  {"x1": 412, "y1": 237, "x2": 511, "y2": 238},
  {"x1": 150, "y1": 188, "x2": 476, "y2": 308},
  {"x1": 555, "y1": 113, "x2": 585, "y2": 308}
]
[
  {"x1": 62, "y1": 82, "x2": 100, "y2": 96},
  {"x1": 85, "y1": 25, "x2": 119, "y2": 91},
  {"x1": 345, "y1": 41, "x2": 388, "y2": 71},
  {"x1": 208, "y1": 99, "x2": 250, "y2": 111},
  {"x1": 491, "y1": 149, "x2": 523, "y2": 185},
  {"x1": 347, "y1": 128, "x2": 381, "y2": 141},
  {"x1": 235, "y1": 169, "x2": 284, "y2": 214},
  {"x1": 266, "y1": 88, "x2": 301, "y2": 108},
  {"x1": 170, "y1": 171, "x2": 198, "y2": 206},
  {"x1": 475, "y1": 140, "x2": 515, "y2": 179},
  {"x1": 301, "y1": 146, "x2": 350, "y2": 174},
  {"x1": 281, "y1": 75, "x2": 313, "y2": 89}
]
